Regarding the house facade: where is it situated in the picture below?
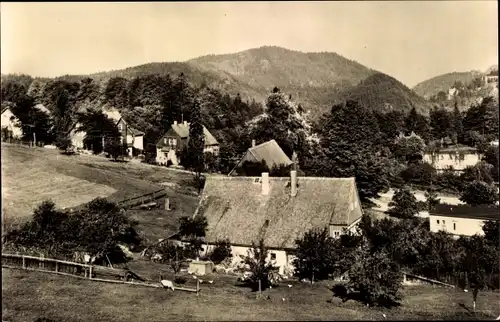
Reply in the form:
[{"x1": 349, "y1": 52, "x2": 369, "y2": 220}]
[
  {"x1": 156, "y1": 121, "x2": 219, "y2": 166},
  {"x1": 189, "y1": 171, "x2": 363, "y2": 274},
  {"x1": 1, "y1": 107, "x2": 23, "y2": 140},
  {"x1": 423, "y1": 147, "x2": 481, "y2": 173},
  {"x1": 70, "y1": 123, "x2": 86, "y2": 150},
  {"x1": 104, "y1": 109, "x2": 144, "y2": 157},
  {"x1": 228, "y1": 139, "x2": 293, "y2": 176},
  {"x1": 429, "y1": 204, "x2": 499, "y2": 237}
]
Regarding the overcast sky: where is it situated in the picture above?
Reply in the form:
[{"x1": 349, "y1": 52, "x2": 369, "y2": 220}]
[{"x1": 1, "y1": 1, "x2": 497, "y2": 87}]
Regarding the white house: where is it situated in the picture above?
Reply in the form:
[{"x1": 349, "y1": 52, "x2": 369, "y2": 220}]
[
  {"x1": 1, "y1": 107, "x2": 23, "y2": 139},
  {"x1": 104, "y1": 108, "x2": 144, "y2": 157},
  {"x1": 429, "y1": 204, "x2": 499, "y2": 237},
  {"x1": 182, "y1": 171, "x2": 363, "y2": 274},
  {"x1": 156, "y1": 121, "x2": 219, "y2": 166},
  {"x1": 423, "y1": 147, "x2": 481, "y2": 173},
  {"x1": 69, "y1": 123, "x2": 86, "y2": 150}
]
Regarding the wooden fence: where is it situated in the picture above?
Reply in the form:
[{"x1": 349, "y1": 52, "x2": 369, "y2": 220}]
[{"x1": 117, "y1": 188, "x2": 167, "y2": 210}]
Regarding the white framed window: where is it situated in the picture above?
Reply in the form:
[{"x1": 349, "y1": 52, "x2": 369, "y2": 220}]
[
  {"x1": 334, "y1": 231, "x2": 340, "y2": 237},
  {"x1": 437, "y1": 220, "x2": 440, "y2": 224},
  {"x1": 270, "y1": 253, "x2": 276, "y2": 260},
  {"x1": 453, "y1": 223, "x2": 456, "y2": 230},
  {"x1": 164, "y1": 138, "x2": 168, "y2": 144}
]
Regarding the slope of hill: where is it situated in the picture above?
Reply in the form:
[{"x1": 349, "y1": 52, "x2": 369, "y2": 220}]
[
  {"x1": 2, "y1": 46, "x2": 433, "y2": 120},
  {"x1": 412, "y1": 71, "x2": 483, "y2": 99},
  {"x1": 338, "y1": 73, "x2": 431, "y2": 114}
]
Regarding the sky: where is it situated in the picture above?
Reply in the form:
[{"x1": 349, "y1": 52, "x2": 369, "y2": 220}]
[{"x1": 1, "y1": 1, "x2": 498, "y2": 87}]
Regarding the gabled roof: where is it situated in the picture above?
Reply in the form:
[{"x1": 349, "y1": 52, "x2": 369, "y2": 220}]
[
  {"x1": 229, "y1": 140, "x2": 293, "y2": 175},
  {"x1": 430, "y1": 204, "x2": 499, "y2": 221},
  {"x1": 195, "y1": 175, "x2": 362, "y2": 249},
  {"x1": 168, "y1": 122, "x2": 218, "y2": 146}
]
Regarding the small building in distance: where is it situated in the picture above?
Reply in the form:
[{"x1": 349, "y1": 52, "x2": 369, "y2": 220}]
[
  {"x1": 155, "y1": 120, "x2": 219, "y2": 166},
  {"x1": 228, "y1": 139, "x2": 293, "y2": 176},
  {"x1": 429, "y1": 204, "x2": 499, "y2": 237},
  {"x1": 1, "y1": 106, "x2": 23, "y2": 140},
  {"x1": 423, "y1": 146, "x2": 481, "y2": 174},
  {"x1": 190, "y1": 171, "x2": 363, "y2": 274},
  {"x1": 483, "y1": 69, "x2": 499, "y2": 84},
  {"x1": 104, "y1": 108, "x2": 144, "y2": 157}
]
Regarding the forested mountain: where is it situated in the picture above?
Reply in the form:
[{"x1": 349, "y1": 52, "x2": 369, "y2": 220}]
[
  {"x1": 412, "y1": 71, "x2": 483, "y2": 99},
  {"x1": 2, "y1": 46, "x2": 434, "y2": 121}
]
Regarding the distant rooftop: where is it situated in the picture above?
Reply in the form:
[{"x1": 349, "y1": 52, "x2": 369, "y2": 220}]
[{"x1": 430, "y1": 204, "x2": 499, "y2": 221}]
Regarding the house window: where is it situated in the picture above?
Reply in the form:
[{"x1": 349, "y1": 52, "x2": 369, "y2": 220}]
[
  {"x1": 442, "y1": 220, "x2": 445, "y2": 224},
  {"x1": 118, "y1": 123, "x2": 123, "y2": 131},
  {"x1": 164, "y1": 138, "x2": 168, "y2": 144},
  {"x1": 437, "y1": 220, "x2": 440, "y2": 224},
  {"x1": 453, "y1": 223, "x2": 456, "y2": 230},
  {"x1": 270, "y1": 253, "x2": 276, "y2": 260},
  {"x1": 334, "y1": 231, "x2": 340, "y2": 237}
]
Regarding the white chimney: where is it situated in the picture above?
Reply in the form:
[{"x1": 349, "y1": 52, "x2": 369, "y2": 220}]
[
  {"x1": 252, "y1": 139, "x2": 256, "y2": 147},
  {"x1": 174, "y1": 121, "x2": 178, "y2": 125},
  {"x1": 184, "y1": 121, "x2": 188, "y2": 126},
  {"x1": 261, "y1": 172, "x2": 269, "y2": 195},
  {"x1": 290, "y1": 170, "x2": 297, "y2": 197}
]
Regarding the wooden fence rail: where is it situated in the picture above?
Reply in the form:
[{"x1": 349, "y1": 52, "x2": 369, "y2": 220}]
[{"x1": 117, "y1": 189, "x2": 167, "y2": 210}]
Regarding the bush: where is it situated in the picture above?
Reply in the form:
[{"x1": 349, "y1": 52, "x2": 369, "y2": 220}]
[
  {"x1": 209, "y1": 239, "x2": 232, "y2": 264},
  {"x1": 460, "y1": 180, "x2": 499, "y2": 206},
  {"x1": 400, "y1": 162, "x2": 436, "y2": 186},
  {"x1": 242, "y1": 239, "x2": 275, "y2": 292},
  {"x1": 347, "y1": 248, "x2": 403, "y2": 307}
]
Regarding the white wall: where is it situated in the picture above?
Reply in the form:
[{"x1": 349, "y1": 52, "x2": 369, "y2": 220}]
[
  {"x1": 204, "y1": 145, "x2": 220, "y2": 156},
  {"x1": 1, "y1": 110, "x2": 23, "y2": 139},
  {"x1": 423, "y1": 152, "x2": 481, "y2": 171},
  {"x1": 134, "y1": 136, "x2": 144, "y2": 150},
  {"x1": 156, "y1": 149, "x2": 179, "y2": 166},
  {"x1": 201, "y1": 244, "x2": 293, "y2": 275},
  {"x1": 429, "y1": 215, "x2": 486, "y2": 236}
]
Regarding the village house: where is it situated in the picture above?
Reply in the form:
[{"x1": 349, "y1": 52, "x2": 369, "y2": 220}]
[
  {"x1": 155, "y1": 121, "x2": 219, "y2": 166},
  {"x1": 104, "y1": 109, "x2": 144, "y2": 157},
  {"x1": 228, "y1": 139, "x2": 293, "y2": 176},
  {"x1": 69, "y1": 123, "x2": 86, "y2": 150},
  {"x1": 1, "y1": 106, "x2": 23, "y2": 140},
  {"x1": 188, "y1": 171, "x2": 363, "y2": 274},
  {"x1": 423, "y1": 146, "x2": 481, "y2": 173},
  {"x1": 429, "y1": 204, "x2": 499, "y2": 237},
  {"x1": 483, "y1": 70, "x2": 499, "y2": 84}
]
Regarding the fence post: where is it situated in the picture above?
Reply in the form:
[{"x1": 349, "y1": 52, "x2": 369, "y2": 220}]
[
  {"x1": 22, "y1": 256, "x2": 26, "y2": 269},
  {"x1": 197, "y1": 279, "x2": 200, "y2": 297},
  {"x1": 89, "y1": 265, "x2": 93, "y2": 279},
  {"x1": 55, "y1": 261, "x2": 59, "y2": 272}
]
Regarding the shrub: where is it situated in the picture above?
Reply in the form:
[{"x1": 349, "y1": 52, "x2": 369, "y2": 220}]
[
  {"x1": 209, "y1": 239, "x2": 232, "y2": 264},
  {"x1": 460, "y1": 180, "x2": 499, "y2": 206},
  {"x1": 400, "y1": 162, "x2": 436, "y2": 186},
  {"x1": 386, "y1": 186, "x2": 420, "y2": 219},
  {"x1": 347, "y1": 248, "x2": 403, "y2": 307},
  {"x1": 242, "y1": 239, "x2": 275, "y2": 291}
]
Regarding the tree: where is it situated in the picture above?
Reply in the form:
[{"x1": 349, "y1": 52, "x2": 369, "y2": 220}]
[
  {"x1": 208, "y1": 239, "x2": 232, "y2": 264},
  {"x1": 293, "y1": 227, "x2": 336, "y2": 282},
  {"x1": 482, "y1": 220, "x2": 499, "y2": 249},
  {"x1": 451, "y1": 102, "x2": 464, "y2": 143},
  {"x1": 104, "y1": 135, "x2": 125, "y2": 160},
  {"x1": 347, "y1": 247, "x2": 403, "y2": 307},
  {"x1": 430, "y1": 106, "x2": 453, "y2": 140},
  {"x1": 482, "y1": 146, "x2": 499, "y2": 182},
  {"x1": 405, "y1": 107, "x2": 431, "y2": 142},
  {"x1": 156, "y1": 242, "x2": 185, "y2": 275},
  {"x1": 460, "y1": 162, "x2": 494, "y2": 187},
  {"x1": 184, "y1": 98, "x2": 205, "y2": 193},
  {"x1": 386, "y1": 186, "x2": 420, "y2": 219},
  {"x1": 460, "y1": 180, "x2": 499, "y2": 206},
  {"x1": 424, "y1": 186, "x2": 441, "y2": 212},
  {"x1": 77, "y1": 110, "x2": 121, "y2": 154},
  {"x1": 242, "y1": 238, "x2": 275, "y2": 292},
  {"x1": 178, "y1": 215, "x2": 208, "y2": 259},
  {"x1": 393, "y1": 132, "x2": 426, "y2": 163}
]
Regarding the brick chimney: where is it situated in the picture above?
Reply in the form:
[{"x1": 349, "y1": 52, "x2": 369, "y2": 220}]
[
  {"x1": 290, "y1": 170, "x2": 297, "y2": 197},
  {"x1": 261, "y1": 172, "x2": 269, "y2": 195},
  {"x1": 252, "y1": 139, "x2": 256, "y2": 147}
]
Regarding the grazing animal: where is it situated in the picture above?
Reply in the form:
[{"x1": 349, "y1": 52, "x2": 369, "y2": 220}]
[
  {"x1": 152, "y1": 254, "x2": 163, "y2": 263},
  {"x1": 288, "y1": 284, "x2": 292, "y2": 288},
  {"x1": 208, "y1": 280, "x2": 214, "y2": 284},
  {"x1": 159, "y1": 274, "x2": 175, "y2": 291}
]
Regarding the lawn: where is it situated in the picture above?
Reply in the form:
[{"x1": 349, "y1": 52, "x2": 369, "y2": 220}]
[
  {"x1": 1, "y1": 144, "x2": 200, "y2": 246},
  {"x1": 2, "y1": 268, "x2": 499, "y2": 321}
]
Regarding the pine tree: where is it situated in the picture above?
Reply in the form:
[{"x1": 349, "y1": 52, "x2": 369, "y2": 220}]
[{"x1": 386, "y1": 186, "x2": 420, "y2": 219}]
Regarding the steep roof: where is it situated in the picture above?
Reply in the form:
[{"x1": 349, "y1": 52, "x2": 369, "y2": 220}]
[
  {"x1": 195, "y1": 175, "x2": 362, "y2": 249},
  {"x1": 430, "y1": 204, "x2": 499, "y2": 221},
  {"x1": 249, "y1": 140, "x2": 293, "y2": 167},
  {"x1": 103, "y1": 108, "x2": 122, "y2": 122},
  {"x1": 169, "y1": 122, "x2": 218, "y2": 146}
]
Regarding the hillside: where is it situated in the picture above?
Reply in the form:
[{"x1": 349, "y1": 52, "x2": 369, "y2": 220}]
[
  {"x1": 2, "y1": 46, "x2": 434, "y2": 120},
  {"x1": 337, "y1": 73, "x2": 431, "y2": 114},
  {"x1": 412, "y1": 71, "x2": 482, "y2": 99}
]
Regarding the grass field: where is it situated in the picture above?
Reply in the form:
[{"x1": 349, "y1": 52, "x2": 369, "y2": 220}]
[
  {"x1": 2, "y1": 268, "x2": 499, "y2": 321},
  {"x1": 1, "y1": 145, "x2": 198, "y2": 243}
]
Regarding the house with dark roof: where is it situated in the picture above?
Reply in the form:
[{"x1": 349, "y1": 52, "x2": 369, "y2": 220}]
[
  {"x1": 103, "y1": 109, "x2": 145, "y2": 156},
  {"x1": 155, "y1": 121, "x2": 219, "y2": 166},
  {"x1": 429, "y1": 204, "x2": 499, "y2": 237},
  {"x1": 190, "y1": 170, "x2": 363, "y2": 274},
  {"x1": 228, "y1": 139, "x2": 293, "y2": 176}
]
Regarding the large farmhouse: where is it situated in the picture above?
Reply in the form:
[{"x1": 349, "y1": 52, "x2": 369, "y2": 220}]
[
  {"x1": 228, "y1": 139, "x2": 293, "y2": 176},
  {"x1": 192, "y1": 171, "x2": 363, "y2": 274},
  {"x1": 156, "y1": 121, "x2": 219, "y2": 166},
  {"x1": 429, "y1": 204, "x2": 499, "y2": 237}
]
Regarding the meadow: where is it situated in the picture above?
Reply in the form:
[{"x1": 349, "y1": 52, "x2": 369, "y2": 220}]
[{"x1": 2, "y1": 268, "x2": 499, "y2": 321}]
